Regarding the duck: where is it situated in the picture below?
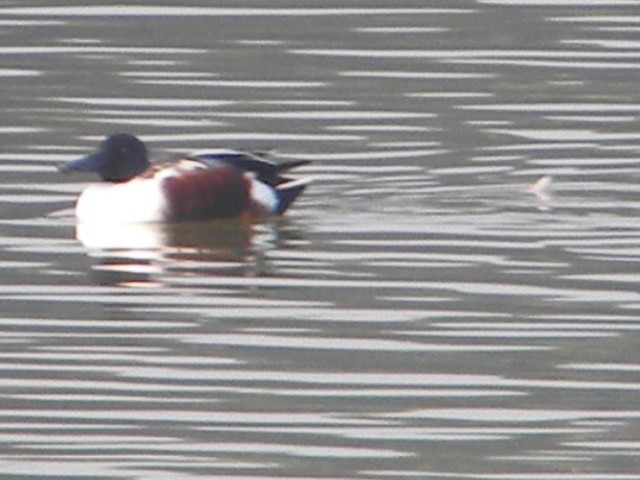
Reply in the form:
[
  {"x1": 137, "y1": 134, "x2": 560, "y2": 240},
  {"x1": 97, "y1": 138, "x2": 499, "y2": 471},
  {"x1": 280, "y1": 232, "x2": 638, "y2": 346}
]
[{"x1": 59, "y1": 133, "x2": 311, "y2": 223}]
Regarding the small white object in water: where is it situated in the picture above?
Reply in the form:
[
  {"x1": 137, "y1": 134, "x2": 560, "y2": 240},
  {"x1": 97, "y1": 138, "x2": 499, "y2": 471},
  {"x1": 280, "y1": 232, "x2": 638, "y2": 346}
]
[
  {"x1": 525, "y1": 175, "x2": 552, "y2": 196},
  {"x1": 524, "y1": 175, "x2": 553, "y2": 211}
]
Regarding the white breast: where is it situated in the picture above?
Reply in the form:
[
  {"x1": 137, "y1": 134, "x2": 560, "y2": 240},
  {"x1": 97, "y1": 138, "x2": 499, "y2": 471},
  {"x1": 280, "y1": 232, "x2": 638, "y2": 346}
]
[{"x1": 75, "y1": 179, "x2": 168, "y2": 224}]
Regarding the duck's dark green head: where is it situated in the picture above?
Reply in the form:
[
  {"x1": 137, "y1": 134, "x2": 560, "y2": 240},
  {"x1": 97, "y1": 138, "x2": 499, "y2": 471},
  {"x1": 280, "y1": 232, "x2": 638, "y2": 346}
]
[{"x1": 60, "y1": 133, "x2": 149, "y2": 182}]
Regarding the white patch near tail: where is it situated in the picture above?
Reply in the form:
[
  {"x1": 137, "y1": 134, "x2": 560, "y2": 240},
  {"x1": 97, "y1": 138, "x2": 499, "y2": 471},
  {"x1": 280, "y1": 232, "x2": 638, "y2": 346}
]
[{"x1": 249, "y1": 177, "x2": 279, "y2": 215}]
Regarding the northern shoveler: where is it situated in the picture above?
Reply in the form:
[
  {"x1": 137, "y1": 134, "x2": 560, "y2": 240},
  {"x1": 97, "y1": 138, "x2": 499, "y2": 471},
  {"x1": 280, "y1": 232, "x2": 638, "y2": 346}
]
[{"x1": 59, "y1": 134, "x2": 311, "y2": 223}]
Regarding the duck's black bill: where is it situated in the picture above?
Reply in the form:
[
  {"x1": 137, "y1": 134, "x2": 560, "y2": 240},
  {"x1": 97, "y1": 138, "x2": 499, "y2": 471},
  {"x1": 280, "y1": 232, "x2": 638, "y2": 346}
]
[{"x1": 58, "y1": 152, "x2": 103, "y2": 174}]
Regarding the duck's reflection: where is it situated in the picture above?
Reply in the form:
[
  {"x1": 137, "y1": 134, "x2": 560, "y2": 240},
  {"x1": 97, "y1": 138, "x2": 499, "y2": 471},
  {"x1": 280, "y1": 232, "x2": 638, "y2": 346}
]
[{"x1": 77, "y1": 220, "x2": 290, "y2": 286}]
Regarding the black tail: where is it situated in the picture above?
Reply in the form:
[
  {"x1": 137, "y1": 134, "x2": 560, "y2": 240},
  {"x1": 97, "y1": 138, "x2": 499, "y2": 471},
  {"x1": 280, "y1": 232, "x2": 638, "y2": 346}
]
[
  {"x1": 275, "y1": 178, "x2": 311, "y2": 214},
  {"x1": 196, "y1": 151, "x2": 311, "y2": 187}
]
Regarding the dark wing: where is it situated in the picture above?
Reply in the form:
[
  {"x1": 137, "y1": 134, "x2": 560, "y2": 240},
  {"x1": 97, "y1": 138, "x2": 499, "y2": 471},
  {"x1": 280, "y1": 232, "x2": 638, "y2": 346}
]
[{"x1": 188, "y1": 149, "x2": 310, "y2": 187}]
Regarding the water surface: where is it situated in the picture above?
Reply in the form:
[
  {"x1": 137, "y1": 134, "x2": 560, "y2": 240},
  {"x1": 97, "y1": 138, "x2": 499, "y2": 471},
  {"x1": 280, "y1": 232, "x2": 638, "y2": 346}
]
[{"x1": 1, "y1": 1, "x2": 640, "y2": 478}]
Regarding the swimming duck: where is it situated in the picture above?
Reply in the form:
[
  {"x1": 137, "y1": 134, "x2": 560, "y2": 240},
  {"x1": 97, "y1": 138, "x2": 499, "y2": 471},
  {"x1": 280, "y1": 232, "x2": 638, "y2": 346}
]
[{"x1": 59, "y1": 134, "x2": 311, "y2": 223}]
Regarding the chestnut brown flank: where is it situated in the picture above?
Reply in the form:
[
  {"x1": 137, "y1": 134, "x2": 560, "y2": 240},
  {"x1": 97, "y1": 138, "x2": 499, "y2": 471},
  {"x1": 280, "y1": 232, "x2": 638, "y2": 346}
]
[{"x1": 161, "y1": 165, "x2": 250, "y2": 221}]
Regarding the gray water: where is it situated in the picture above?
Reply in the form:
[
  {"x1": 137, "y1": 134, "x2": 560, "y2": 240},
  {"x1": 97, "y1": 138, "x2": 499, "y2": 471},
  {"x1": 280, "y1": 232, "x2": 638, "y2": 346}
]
[{"x1": 1, "y1": 1, "x2": 640, "y2": 479}]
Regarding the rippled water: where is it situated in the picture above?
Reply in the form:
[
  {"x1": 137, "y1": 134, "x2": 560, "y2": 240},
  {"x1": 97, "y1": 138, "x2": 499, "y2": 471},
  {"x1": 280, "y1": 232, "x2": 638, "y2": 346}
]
[{"x1": 2, "y1": 1, "x2": 640, "y2": 478}]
